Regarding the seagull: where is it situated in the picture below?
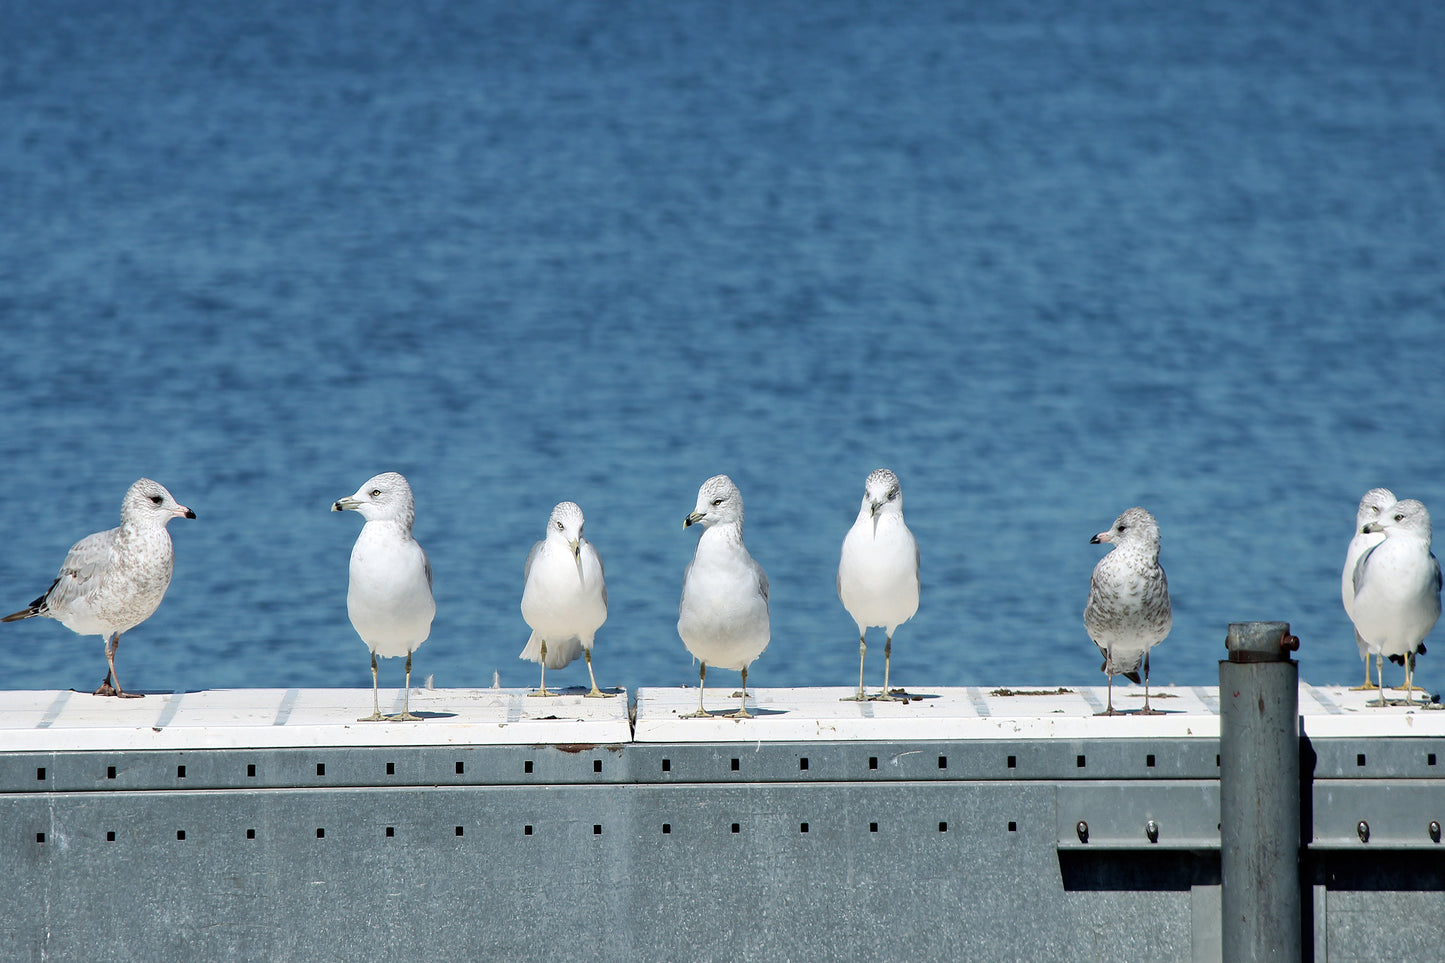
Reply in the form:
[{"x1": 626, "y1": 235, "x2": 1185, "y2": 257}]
[
  {"x1": 333, "y1": 472, "x2": 435, "y2": 722},
  {"x1": 1343, "y1": 488, "x2": 1396, "y2": 691},
  {"x1": 1084, "y1": 507, "x2": 1172, "y2": 716},
  {"x1": 837, "y1": 468, "x2": 920, "y2": 701},
  {"x1": 519, "y1": 501, "x2": 610, "y2": 698},
  {"x1": 678, "y1": 475, "x2": 770, "y2": 719},
  {"x1": 2, "y1": 478, "x2": 195, "y2": 698},
  {"x1": 1351, "y1": 498, "x2": 1440, "y2": 708}
]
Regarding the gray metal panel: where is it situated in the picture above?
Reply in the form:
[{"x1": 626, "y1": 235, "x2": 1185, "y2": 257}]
[
  {"x1": 1057, "y1": 781, "x2": 1220, "y2": 850},
  {"x1": 1310, "y1": 780, "x2": 1445, "y2": 850},
  {"x1": 2, "y1": 782, "x2": 1198, "y2": 963}
]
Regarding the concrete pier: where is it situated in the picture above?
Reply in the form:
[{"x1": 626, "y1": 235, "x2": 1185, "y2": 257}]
[{"x1": 1, "y1": 683, "x2": 1440, "y2": 961}]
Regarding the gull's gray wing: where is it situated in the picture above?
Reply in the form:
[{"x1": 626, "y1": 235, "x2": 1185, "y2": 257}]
[
  {"x1": 588, "y1": 540, "x2": 607, "y2": 610},
  {"x1": 1352, "y1": 543, "x2": 1380, "y2": 596},
  {"x1": 523, "y1": 538, "x2": 543, "y2": 584},
  {"x1": 43, "y1": 527, "x2": 118, "y2": 616},
  {"x1": 422, "y1": 547, "x2": 433, "y2": 593}
]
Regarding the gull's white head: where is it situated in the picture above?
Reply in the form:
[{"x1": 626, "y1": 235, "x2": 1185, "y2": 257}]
[
  {"x1": 332, "y1": 471, "x2": 417, "y2": 529},
  {"x1": 123, "y1": 478, "x2": 197, "y2": 526},
  {"x1": 546, "y1": 501, "x2": 587, "y2": 562},
  {"x1": 1355, "y1": 488, "x2": 1397, "y2": 534},
  {"x1": 685, "y1": 474, "x2": 744, "y2": 529},
  {"x1": 1365, "y1": 498, "x2": 1432, "y2": 545},
  {"x1": 1091, "y1": 506, "x2": 1161, "y2": 553},
  {"x1": 861, "y1": 468, "x2": 903, "y2": 533}
]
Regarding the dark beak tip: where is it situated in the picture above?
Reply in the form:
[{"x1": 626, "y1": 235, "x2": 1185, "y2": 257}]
[
  {"x1": 331, "y1": 502, "x2": 343, "y2": 512},
  {"x1": 185, "y1": 509, "x2": 197, "y2": 520},
  {"x1": 1089, "y1": 534, "x2": 1102, "y2": 544}
]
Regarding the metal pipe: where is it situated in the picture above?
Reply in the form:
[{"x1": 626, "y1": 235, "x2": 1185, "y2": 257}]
[{"x1": 1220, "y1": 621, "x2": 1301, "y2": 961}]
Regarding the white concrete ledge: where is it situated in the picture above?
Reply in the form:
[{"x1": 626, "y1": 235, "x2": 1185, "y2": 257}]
[
  {"x1": 632, "y1": 684, "x2": 1443, "y2": 742},
  {"x1": 0, "y1": 684, "x2": 1437, "y2": 752},
  {"x1": 0, "y1": 687, "x2": 632, "y2": 751}
]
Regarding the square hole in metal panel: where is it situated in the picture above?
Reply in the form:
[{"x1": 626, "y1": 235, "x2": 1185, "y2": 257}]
[
  {"x1": 938, "y1": 756, "x2": 947, "y2": 770},
  {"x1": 246, "y1": 764, "x2": 256, "y2": 778},
  {"x1": 799, "y1": 758, "x2": 809, "y2": 771},
  {"x1": 386, "y1": 762, "x2": 395, "y2": 775},
  {"x1": 385, "y1": 827, "x2": 394, "y2": 838},
  {"x1": 316, "y1": 828, "x2": 325, "y2": 839},
  {"x1": 1357, "y1": 754, "x2": 1366, "y2": 767},
  {"x1": 730, "y1": 758, "x2": 739, "y2": 772},
  {"x1": 938, "y1": 821, "x2": 948, "y2": 833},
  {"x1": 799, "y1": 823, "x2": 809, "y2": 833},
  {"x1": 1146, "y1": 755, "x2": 1155, "y2": 768},
  {"x1": 1076, "y1": 755, "x2": 1086, "y2": 768},
  {"x1": 456, "y1": 761, "x2": 465, "y2": 775},
  {"x1": 316, "y1": 763, "x2": 326, "y2": 777},
  {"x1": 1007, "y1": 755, "x2": 1016, "y2": 769},
  {"x1": 661, "y1": 759, "x2": 671, "y2": 772},
  {"x1": 246, "y1": 829, "x2": 256, "y2": 840},
  {"x1": 36, "y1": 833, "x2": 44, "y2": 843},
  {"x1": 177, "y1": 765, "x2": 186, "y2": 778},
  {"x1": 107, "y1": 766, "x2": 117, "y2": 779},
  {"x1": 1008, "y1": 821, "x2": 1017, "y2": 832},
  {"x1": 1430, "y1": 753, "x2": 1438, "y2": 766},
  {"x1": 870, "y1": 822, "x2": 878, "y2": 833},
  {"x1": 107, "y1": 831, "x2": 116, "y2": 842},
  {"x1": 730, "y1": 823, "x2": 740, "y2": 834},
  {"x1": 869, "y1": 757, "x2": 878, "y2": 770},
  {"x1": 662, "y1": 823, "x2": 671, "y2": 835},
  {"x1": 593, "y1": 825, "x2": 602, "y2": 835},
  {"x1": 593, "y1": 760, "x2": 602, "y2": 773},
  {"x1": 176, "y1": 830, "x2": 186, "y2": 841},
  {"x1": 524, "y1": 825, "x2": 533, "y2": 836},
  {"x1": 455, "y1": 826, "x2": 464, "y2": 837},
  {"x1": 524, "y1": 761, "x2": 534, "y2": 774},
  {"x1": 36, "y1": 768, "x2": 44, "y2": 781}
]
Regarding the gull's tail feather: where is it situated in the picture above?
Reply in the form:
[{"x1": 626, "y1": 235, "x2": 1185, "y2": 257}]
[
  {"x1": 2, "y1": 595, "x2": 47, "y2": 622},
  {"x1": 520, "y1": 631, "x2": 585, "y2": 669}
]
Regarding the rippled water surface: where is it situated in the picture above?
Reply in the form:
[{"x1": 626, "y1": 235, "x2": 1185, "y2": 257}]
[{"x1": 1, "y1": 1, "x2": 1442, "y2": 696}]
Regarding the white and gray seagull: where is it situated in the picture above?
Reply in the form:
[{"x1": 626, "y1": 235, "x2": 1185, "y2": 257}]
[
  {"x1": 837, "y1": 468, "x2": 919, "y2": 701},
  {"x1": 520, "y1": 501, "x2": 610, "y2": 698},
  {"x1": 1342, "y1": 488, "x2": 1396, "y2": 691},
  {"x1": 3, "y1": 478, "x2": 195, "y2": 698},
  {"x1": 678, "y1": 475, "x2": 770, "y2": 719},
  {"x1": 333, "y1": 471, "x2": 435, "y2": 722},
  {"x1": 1350, "y1": 498, "x2": 1440, "y2": 708},
  {"x1": 1084, "y1": 506, "x2": 1172, "y2": 716}
]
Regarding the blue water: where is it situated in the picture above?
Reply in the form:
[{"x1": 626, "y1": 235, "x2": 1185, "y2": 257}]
[{"x1": 1, "y1": 1, "x2": 1442, "y2": 697}]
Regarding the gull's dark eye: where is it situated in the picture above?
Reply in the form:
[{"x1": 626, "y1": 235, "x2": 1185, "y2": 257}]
[
  {"x1": 149, "y1": 495, "x2": 163, "y2": 505},
  {"x1": 1395, "y1": 513, "x2": 1406, "y2": 522},
  {"x1": 1117, "y1": 524, "x2": 1127, "y2": 532},
  {"x1": 888, "y1": 488, "x2": 898, "y2": 500},
  {"x1": 370, "y1": 489, "x2": 382, "y2": 497},
  {"x1": 712, "y1": 498, "x2": 724, "y2": 507},
  {"x1": 556, "y1": 521, "x2": 564, "y2": 531}
]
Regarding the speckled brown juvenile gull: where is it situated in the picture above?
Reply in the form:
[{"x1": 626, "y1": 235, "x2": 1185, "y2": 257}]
[
  {"x1": 2, "y1": 478, "x2": 196, "y2": 697},
  {"x1": 1084, "y1": 506, "x2": 1171, "y2": 716}
]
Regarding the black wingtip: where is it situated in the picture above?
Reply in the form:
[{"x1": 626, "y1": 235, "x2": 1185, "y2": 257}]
[{"x1": 1123, "y1": 671, "x2": 1142, "y2": 685}]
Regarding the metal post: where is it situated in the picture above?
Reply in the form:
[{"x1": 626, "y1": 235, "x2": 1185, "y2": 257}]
[{"x1": 1220, "y1": 621, "x2": 1301, "y2": 962}]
